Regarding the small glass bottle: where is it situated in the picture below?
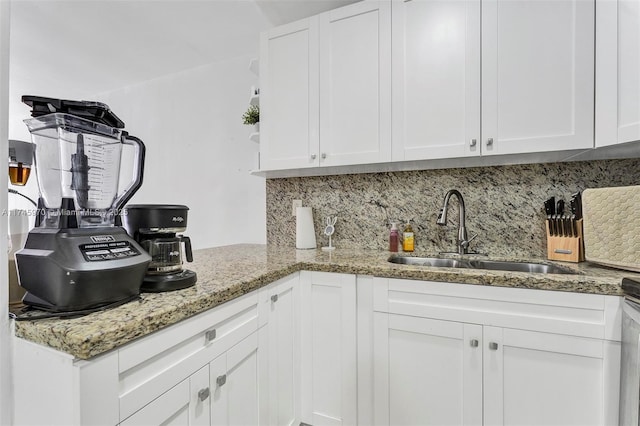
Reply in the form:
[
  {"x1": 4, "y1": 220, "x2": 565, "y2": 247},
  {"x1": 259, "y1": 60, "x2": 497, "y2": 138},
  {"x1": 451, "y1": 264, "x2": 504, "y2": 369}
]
[
  {"x1": 389, "y1": 223, "x2": 399, "y2": 252},
  {"x1": 402, "y1": 222, "x2": 415, "y2": 252}
]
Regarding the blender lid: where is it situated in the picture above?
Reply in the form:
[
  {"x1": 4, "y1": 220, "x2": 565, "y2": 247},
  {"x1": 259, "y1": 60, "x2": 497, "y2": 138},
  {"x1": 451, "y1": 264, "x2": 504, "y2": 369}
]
[
  {"x1": 22, "y1": 95, "x2": 125, "y2": 129},
  {"x1": 24, "y1": 113, "x2": 122, "y2": 138}
]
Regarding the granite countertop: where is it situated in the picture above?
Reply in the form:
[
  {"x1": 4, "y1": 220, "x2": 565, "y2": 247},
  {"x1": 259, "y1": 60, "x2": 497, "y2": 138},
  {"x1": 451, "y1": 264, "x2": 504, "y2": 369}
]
[{"x1": 13, "y1": 244, "x2": 640, "y2": 360}]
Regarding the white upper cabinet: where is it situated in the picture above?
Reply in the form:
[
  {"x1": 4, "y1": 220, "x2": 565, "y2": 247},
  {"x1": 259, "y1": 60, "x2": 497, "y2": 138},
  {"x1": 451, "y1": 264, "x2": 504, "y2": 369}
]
[
  {"x1": 259, "y1": 1, "x2": 391, "y2": 171},
  {"x1": 481, "y1": 0, "x2": 595, "y2": 155},
  {"x1": 319, "y1": 1, "x2": 392, "y2": 166},
  {"x1": 260, "y1": 18, "x2": 320, "y2": 170},
  {"x1": 596, "y1": 0, "x2": 640, "y2": 147},
  {"x1": 392, "y1": 0, "x2": 481, "y2": 161},
  {"x1": 259, "y1": 0, "x2": 602, "y2": 172}
]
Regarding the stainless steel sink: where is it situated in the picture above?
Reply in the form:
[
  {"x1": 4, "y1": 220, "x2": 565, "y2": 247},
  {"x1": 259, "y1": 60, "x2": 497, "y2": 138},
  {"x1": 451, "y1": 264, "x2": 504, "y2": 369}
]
[
  {"x1": 388, "y1": 257, "x2": 577, "y2": 274},
  {"x1": 467, "y1": 260, "x2": 575, "y2": 274},
  {"x1": 389, "y1": 257, "x2": 469, "y2": 268}
]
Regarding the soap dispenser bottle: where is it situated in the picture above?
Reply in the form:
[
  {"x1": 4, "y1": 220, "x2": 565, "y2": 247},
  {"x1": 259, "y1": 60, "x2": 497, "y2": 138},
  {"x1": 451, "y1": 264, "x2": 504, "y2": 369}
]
[
  {"x1": 389, "y1": 223, "x2": 399, "y2": 252},
  {"x1": 402, "y1": 222, "x2": 415, "y2": 252}
]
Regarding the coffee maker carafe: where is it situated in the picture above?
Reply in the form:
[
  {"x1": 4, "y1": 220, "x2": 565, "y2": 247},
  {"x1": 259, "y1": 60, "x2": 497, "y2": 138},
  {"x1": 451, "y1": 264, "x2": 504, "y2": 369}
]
[
  {"x1": 121, "y1": 205, "x2": 197, "y2": 292},
  {"x1": 15, "y1": 96, "x2": 151, "y2": 312}
]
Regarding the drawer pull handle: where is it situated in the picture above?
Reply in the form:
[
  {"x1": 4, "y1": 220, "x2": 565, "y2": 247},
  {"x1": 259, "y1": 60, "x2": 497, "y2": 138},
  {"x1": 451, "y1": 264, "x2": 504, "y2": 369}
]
[
  {"x1": 470, "y1": 139, "x2": 477, "y2": 147},
  {"x1": 486, "y1": 138, "x2": 494, "y2": 146},
  {"x1": 489, "y1": 342, "x2": 499, "y2": 350},
  {"x1": 470, "y1": 339, "x2": 479, "y2": 347},
  {"x1": 271, "y1": 294, "x2": 278, "y2": 303},
  {"x1": 310, "y1": 154, "x2": 317, "y2": 160},
  {"x1": 216, "y1": 374, "x2": 227, "y2": 387},
  {"x1": 205, "y1": 329, "x2": 217, "y2": 343},
  {"x1": 198, "y1": 388, "x2": 210, "y2": 401}
]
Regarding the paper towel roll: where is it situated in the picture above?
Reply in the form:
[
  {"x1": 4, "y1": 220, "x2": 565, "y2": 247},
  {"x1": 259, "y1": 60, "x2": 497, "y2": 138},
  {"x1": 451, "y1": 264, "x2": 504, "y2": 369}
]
[{"x1": 296, "y1": 207, "x2": 316, "y2": 249}]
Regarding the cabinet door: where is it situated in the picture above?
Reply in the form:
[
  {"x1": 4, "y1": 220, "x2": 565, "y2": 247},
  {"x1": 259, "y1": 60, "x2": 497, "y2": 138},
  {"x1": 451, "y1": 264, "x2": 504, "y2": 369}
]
[
  {"x1": 318, "y1": 0, "x2": 391, "y2": 166},
  {"x1": 226, "y1": 332, "x2": 259, "y2": 426},
  {"x1": 596, "y1": 0, "x2": 640, "y2": 147},
  {"x1": 373, "y1": 313, "x2": 482, "y2": 426},
  {"x1": 483, "y1": 327, "x2": 610, "y2": 426},
  {"x1": 300, "y1": 272, "x2": 357, "y2": 426},
  {"x1": 260, "y1": 18, "x2": 320, "y2": 170},
  {"x1": 481, "y1": 0, "x2": 594, "y2": 155},
  {"x1": 189, "y1": 366, "x2": 211, "y2": 426},
  {"x1": 121, "y1": 365, "x2": 209, "y2": 426},
  {"x1": 210, "y1": 353, "x2": 228, "y2": 426},
  {"x1": 267, "y1": 275, "x2": 300, "y2": 426},
  {"x1": 392, "y1": 0, "x2": 480, "y2": 161},
  {"x1": 210, "y1": 332, "x2": 260, "y2": 426}
]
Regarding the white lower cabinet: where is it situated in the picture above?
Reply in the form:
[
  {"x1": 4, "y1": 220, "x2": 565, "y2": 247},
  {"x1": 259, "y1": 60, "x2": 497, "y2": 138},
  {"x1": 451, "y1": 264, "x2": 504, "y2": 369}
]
[
  {"x1": 300, "y1": 271, "x2": 357, "y2": 426},
  {"x1": 371, "y1": 278, "x2": 622, "y2": 426},
  {"x1": 259, "y1": 273, "x2": 301, "y2": 426},
  {"x1": 210, "y1": 332, "x2": 260, "y2": 426},
  {"x1": 13, "y1": 287, "x2": 265, "y2": 426},
  {"x1": 373, "y1": 313, "x2": 482, "y2": 426},
  {"x1": 483, "y1": 327, "x2": 609, "y2": 426},
  {"x1": 13, "y1": 272, "x2": 623, "y2": 426}
]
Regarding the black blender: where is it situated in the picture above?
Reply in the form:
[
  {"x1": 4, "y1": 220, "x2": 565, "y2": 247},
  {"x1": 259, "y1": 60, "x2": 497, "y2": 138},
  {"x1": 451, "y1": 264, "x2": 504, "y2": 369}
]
[
  {"x1": 15, "y1": 96, "x2": 151, "y2": 312},
  {"x1": 120, "y1": 204, "x2": 197, "y2": 292}
]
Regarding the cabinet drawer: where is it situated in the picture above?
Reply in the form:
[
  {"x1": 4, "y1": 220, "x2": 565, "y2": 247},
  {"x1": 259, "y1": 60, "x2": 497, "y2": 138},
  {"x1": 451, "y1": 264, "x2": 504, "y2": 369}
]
[
  {"x1": 118, "y1": 291, "x2": 259, "y2": 420},
  {"x1": 373, "y1": 278, "x2": 621, "y2": 340}
]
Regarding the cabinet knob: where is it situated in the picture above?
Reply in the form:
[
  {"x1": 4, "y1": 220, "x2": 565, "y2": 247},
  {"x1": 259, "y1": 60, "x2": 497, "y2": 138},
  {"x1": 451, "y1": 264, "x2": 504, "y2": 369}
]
[
  {"x1": 321, "y1": 153, "x2": 327, "y2": 159},
  {"x1": 216, "y1": 374, "x2": 227, "y2": 387},
  {"x1": 470, "y1": 139, "x2": 477, "y2": 147},
  {"x1": 271, "y1": 294, "x2": 278, "y2": 303},
  {"x1": 470, "y1": 339, "x2": 479, "y2": 347},
  {"x1": 486, "y1": 138, "x2": 494, "y2": 146},
  {"x1": 489, "y1": 342, "x2": 499, "y2": 350},
  {"x1": 310, "y1": 154, "x2": 317, "y2": 160},
  {"x1": 205, "y1": 329, "x2": 216, "y2": 343},
  {"x1": 198, "y1": 387, "x2": 210, "y2": 401}
]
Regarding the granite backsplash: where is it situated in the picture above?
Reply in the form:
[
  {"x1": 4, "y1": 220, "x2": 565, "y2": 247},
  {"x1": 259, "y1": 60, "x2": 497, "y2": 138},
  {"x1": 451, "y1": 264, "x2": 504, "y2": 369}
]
[{"x1": 266, "y1": 159, "x2": 640, "y2": 258}]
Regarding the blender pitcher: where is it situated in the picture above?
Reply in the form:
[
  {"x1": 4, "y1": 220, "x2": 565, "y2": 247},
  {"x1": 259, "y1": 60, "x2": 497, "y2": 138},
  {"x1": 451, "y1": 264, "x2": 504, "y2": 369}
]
[{"x1": 24, "y1": 113, "x2": 145, "y2": 228}]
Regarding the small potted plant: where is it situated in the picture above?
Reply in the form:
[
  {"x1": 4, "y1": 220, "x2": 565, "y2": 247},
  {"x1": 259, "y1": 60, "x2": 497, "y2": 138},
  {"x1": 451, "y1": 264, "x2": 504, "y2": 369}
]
[{"x1": 242, "y1": 105, "x2": 260, "y2": 132}]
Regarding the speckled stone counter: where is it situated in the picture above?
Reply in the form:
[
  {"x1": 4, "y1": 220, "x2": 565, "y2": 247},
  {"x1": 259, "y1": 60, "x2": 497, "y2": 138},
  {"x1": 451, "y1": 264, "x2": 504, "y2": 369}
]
[{"x1": 13, "y1": 244, "x2": 640, "y2": 360}]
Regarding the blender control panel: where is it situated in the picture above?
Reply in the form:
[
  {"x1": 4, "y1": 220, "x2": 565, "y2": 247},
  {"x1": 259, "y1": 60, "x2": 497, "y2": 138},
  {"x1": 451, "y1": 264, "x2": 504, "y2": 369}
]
[{"x1": 80, "y1": 241, "x2": 141, "y2": 262}]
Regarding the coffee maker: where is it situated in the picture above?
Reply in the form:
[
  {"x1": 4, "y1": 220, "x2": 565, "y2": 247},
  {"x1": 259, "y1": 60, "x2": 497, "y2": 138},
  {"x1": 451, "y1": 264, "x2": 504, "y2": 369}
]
[
  {"x1": 120, "y1": 204, "x2": 197, "y2": 292},
  {"x1": 15, "y1": 96, "x2": 151, "y2": 312}
]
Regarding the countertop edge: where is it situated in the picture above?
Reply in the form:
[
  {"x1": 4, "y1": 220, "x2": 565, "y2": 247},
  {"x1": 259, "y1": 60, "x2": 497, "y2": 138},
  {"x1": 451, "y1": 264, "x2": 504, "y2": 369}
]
[{"x1": 13, "y1": 246, "x2": 631, "y2": 360}]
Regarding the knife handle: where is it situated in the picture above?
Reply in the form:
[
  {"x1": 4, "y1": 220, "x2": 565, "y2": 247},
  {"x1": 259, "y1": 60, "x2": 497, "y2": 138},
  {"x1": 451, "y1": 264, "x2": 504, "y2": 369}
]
[{"x1": 558, "y1": 216, "x2": 563, "y2": 237}]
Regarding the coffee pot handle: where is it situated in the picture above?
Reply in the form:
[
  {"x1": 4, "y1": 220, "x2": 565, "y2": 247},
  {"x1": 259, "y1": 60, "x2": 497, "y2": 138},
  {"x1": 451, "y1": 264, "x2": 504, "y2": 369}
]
[
  {"x1": 113, "y1": 133, "x2": 146, "y2": 212},
  {"x1": 181, "y1": 235, "x2": 193, "y2": 262}
]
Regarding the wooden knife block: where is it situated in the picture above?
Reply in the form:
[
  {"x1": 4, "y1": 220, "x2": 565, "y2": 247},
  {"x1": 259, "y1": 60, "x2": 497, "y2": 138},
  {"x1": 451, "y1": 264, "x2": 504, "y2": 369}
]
[{"x1": 546, "y1": 219, "x2": 585, "y2": 263}]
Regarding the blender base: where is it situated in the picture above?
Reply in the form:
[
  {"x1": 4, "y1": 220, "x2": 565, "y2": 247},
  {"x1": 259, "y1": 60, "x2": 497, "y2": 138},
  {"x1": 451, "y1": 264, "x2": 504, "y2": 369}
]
[
  {"x1": 141, "y1": 270, "x2": 197, "y2": 293},
  {"x1": 21, "y1": 292, "x2": 139, "y2": 315}
]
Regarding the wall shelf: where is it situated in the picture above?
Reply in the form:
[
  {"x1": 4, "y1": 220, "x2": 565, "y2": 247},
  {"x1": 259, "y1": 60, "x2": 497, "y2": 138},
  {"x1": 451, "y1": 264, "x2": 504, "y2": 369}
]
[{"x1": 249, "y1": 89, "x2": 259, "y2": 106}]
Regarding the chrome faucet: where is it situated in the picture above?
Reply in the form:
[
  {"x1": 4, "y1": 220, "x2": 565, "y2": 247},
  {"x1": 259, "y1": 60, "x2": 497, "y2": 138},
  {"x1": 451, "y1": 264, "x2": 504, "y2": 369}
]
[{"x1": 436, "y1": 189, "x2": 476, "y2": 255}]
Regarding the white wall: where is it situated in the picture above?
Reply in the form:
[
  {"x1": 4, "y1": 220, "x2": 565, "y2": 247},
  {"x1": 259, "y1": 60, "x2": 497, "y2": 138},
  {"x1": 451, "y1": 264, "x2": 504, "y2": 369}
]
[
  {"x1": 1, "y1": 1, "x2": 13, "y2": 423},
  {"x1": 96, "y1": 55, "x2": 266, "y2": 249}
]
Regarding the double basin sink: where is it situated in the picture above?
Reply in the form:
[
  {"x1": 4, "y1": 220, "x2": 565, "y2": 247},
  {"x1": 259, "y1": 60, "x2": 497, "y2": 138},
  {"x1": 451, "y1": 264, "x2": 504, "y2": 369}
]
[{"x1": 389, "y1": 256, "x2": 577, "y2": 275}]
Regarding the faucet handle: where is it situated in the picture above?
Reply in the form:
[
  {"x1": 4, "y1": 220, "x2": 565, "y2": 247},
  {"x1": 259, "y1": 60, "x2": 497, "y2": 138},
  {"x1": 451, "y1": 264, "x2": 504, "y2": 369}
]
[{"x1": 461, "y1": 234, "x2": 478, "y2": 249}]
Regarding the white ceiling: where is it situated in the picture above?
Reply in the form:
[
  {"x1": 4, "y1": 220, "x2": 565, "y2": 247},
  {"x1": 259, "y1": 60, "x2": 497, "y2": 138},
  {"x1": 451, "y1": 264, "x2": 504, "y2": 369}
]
[{"x1": 9, "y1": 0, "x2": 358, "y2": 102}]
